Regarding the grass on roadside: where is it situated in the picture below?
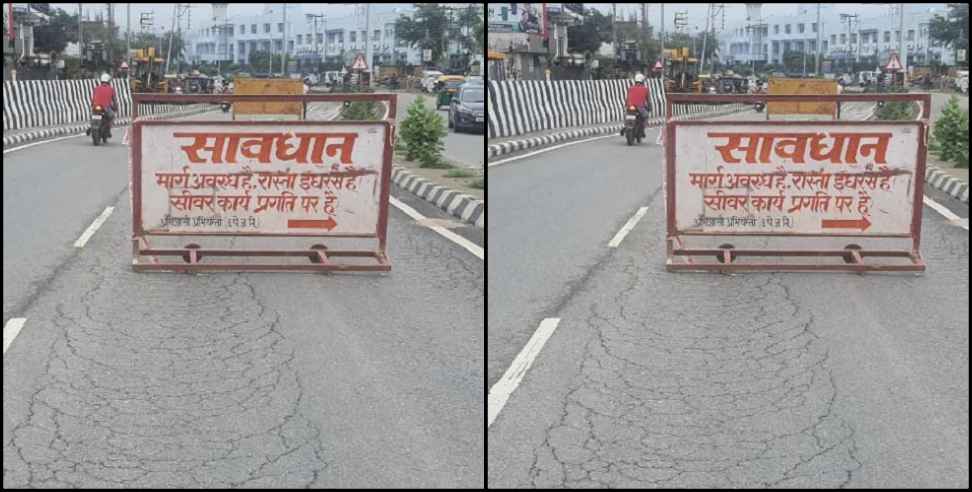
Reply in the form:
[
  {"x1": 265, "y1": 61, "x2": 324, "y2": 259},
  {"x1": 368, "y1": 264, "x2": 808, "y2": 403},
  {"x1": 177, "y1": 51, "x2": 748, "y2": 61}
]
[
  {"x1": 444, "y1": 168, "x2": 476, "y2": 178},
  {"x1": 468, "y1": 178, "x2": 484, "y2": 189}
]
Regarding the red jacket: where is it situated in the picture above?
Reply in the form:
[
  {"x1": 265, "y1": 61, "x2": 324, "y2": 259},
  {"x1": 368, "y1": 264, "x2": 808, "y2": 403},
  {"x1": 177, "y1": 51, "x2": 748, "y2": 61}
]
[
  {"x1": 626, "y1": 83, "x2": 648, "y2": 108},
  {"x1": 92, "y1": 84, "x2": 116, "y2": 109}
]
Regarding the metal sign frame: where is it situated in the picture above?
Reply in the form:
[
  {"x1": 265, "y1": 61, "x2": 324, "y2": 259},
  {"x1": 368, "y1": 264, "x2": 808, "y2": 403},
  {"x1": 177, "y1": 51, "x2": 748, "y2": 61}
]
[
  {"x1": 664, "y1": 93, "x2": 930, "y2": 273},
  {"x1": 130, "y1": 93, "x2": 397, "y2": 272}
]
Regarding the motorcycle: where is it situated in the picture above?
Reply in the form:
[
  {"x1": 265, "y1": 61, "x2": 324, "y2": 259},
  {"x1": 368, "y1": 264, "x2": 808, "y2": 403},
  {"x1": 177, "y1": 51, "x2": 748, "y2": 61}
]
[
  {"x1": 221, "y1": 101, "x2": 231, "y2": 113},
  {"x1": 622, "y1": 105, "x2": 645, "y2": 146},
  {"x1": 87, "y1": 104, "x2": 111, "y2": 145}
]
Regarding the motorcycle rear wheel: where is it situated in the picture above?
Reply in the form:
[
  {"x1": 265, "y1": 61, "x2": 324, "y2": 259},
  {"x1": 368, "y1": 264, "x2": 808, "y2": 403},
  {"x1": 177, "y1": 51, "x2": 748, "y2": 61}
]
[
  {"x1": 92, "y1": 131, "x2": 100, "y2": 145},
  {"x1": 625, "y1": 129, "x2": 633, "y2": 146}
]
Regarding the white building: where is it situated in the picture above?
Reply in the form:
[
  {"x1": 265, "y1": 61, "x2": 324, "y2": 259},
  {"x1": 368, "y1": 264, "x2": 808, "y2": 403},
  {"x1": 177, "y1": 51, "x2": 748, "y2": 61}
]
[
  {"x1": 185, "y1": 4, "x2": 422, "y2": 72},
  {"x1": 718, "y1": 3, "x2": 955, "y2": 73}
]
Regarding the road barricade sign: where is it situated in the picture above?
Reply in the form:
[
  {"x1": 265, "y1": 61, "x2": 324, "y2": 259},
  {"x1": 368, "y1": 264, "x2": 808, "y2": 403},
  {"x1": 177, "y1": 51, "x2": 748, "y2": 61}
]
[
  {"x1": 768, "y1": 78, "x2": 837, "y2": 116},
  {"x1": 130, "y1": 93, "x2": 396, "y2": 272},
  {"x1": 233, "y1": 78, "x2": 305, "y2": 119},
  {"x1": 664, "y1": 93, "x2": 929, "y2": 272}
]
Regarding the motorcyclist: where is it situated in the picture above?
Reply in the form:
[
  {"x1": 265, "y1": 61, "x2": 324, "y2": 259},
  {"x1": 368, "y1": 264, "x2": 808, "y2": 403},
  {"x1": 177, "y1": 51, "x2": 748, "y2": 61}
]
[
  {"x1": 625, "y1": 73, "x2": 651, "y2": 138},
  {"x1": 90, "y1": 73, "x2": 118, "y2": 138}
]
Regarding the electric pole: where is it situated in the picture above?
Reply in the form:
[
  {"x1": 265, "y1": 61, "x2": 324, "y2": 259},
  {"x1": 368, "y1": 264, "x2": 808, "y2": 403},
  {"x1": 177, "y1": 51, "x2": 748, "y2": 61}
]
[
  {"x1": 78, "y1": 4, "x2": 83, "y2": 67},
  {"x1": 126, "y1": 3, "x2": 131, "y2": 76},
  {"x1": 660, "y1": 3, "x2": 665, "y2": 80},
  {"x1": 364, "y1": 3, "x2": 372, "y2": 87},
  {"x1": 700, "y1": 5, "x2": 711, "y2": 74},
  {"x1": 165, "y1": 4, "x2": 176, "y2": 74},
  {"x1": 283, "y1": 3, "x2": 288, "y2": 76},
  {"x1": 612, "y1": 3, "x2": 617, "y2": 68},
  {"x1": 815, "y1": 3, "x2": 821, "y2": 75},
  {"x1": 898, "y1": 3, "x2": 905, "y2": 78}
]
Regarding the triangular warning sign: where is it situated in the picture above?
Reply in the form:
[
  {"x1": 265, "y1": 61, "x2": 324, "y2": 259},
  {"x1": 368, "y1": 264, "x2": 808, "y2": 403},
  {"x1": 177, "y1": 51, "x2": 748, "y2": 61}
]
[
  {"x1": 653, "y1": 59, "x2": 663, "y2": 70},
  {"x1": 884, "y1": 53, "x2": 902, "y2": 71},
  {"x1": 351, "y1": 53, "x2": 368, "y2": 71}
]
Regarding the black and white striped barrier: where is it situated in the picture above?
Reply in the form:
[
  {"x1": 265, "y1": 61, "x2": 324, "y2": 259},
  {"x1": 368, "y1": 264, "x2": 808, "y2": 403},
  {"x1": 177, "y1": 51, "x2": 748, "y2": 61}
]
[
  {"x1": 487, "y1": 78, "x2": 749, "y2": 140},
  {"x1": 391, "y1": 166, "x2": 484, "y2": 228},
  {"x1": 486, "y1": 102, "x2": 748, "y2": 159},
  {"x1": 3, "y1": 104, "x2": 215, "y2": 148},
  {"x1": 3, "y1": 78, "x2": 208, "y2": 132},
  {"x1": 926, "y1": 165, "x2": 970, "y2": 203}
]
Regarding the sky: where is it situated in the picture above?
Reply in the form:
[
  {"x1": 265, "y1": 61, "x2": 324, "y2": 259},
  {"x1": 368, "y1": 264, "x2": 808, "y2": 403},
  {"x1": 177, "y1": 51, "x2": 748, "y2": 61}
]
[{"x1": 584, "y1": 3, "x2": 948, "y2": 33}]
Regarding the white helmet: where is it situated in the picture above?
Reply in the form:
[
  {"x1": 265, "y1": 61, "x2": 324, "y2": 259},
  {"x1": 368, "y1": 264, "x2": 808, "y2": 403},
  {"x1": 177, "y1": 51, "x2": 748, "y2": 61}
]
[
  {"x1": 634, "y1": 73, "x2": 645, "y2": 83},
  {"x1": 100, "y1": 73, "x2": 111, "y2": 83}
]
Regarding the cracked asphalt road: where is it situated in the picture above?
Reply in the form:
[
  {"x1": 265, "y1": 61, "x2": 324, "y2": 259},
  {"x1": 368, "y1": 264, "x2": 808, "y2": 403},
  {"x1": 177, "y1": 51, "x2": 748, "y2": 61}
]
[
  {"x1": 488, "y1": 106, "x2": 969, "y2": 488},
  {"x1": 3, "y1": 111, "x2": 484, "y2": 488}
]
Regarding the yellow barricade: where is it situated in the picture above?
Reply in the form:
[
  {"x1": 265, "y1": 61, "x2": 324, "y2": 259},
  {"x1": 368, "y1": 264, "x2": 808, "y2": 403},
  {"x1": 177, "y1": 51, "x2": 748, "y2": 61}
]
[
  {"x1": 233, "y1": 78, "x2": 304, "y2": 118},
  {"x1": 767, "y1": 78, "x2": 837, "y2": 116}
]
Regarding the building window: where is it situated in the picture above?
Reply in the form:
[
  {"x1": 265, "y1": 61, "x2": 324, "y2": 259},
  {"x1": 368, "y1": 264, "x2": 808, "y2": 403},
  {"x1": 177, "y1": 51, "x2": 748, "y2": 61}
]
[
  {"x1": 907, "y1": 29, "x2": 914, "y2": 41},
  {"x1": 850, "y1": 33, "x2": 856, "y2": 44},
  {"x1": 278, "y1": 23, "x2": 284, "y2": 33},
  {"x1": 831, "y1": 34, "x2": 836, "y2": 45},
  {"x1": 350, "y1": 32, "x2": 356, "y2": 42},
  {"x1": 809, "y1": 40, "x2": 815, "y2": 52},
  {"x1": 785, "y1": 24, "x2": 791, "y2": 34},
  {"x1": 822, "y1": 40, "x2": 828, "y2": 51},
  {"x1": 297, "y1": 34, "x2": 302, "y2": 44},
  {"x1": 240, "y1": 24, "x2": 245, "y2": 35},
  {"x1": 316, "y1": 33, "x2": 323, "y2": 44},
  {"x1": 251, "y1": 24, "x2": 256, "y2": 34},
  {"x1": 274, "y1": 39, "x2": 282, "y2": 51},
  {"x1": 798, "y1": 23, "x2": 804, "y2": 34},
  {"x1": 839, "y1": 33, "x2": 845, "y2": 45},
  {"x1": 374, "y1": 29, "x2": 380, "y2": 41},
  {"x1": 812, "y1": 22, "x2": 817, "y2": 33},
  {"x1": 287, "y1": 40, "x2": 293, "y2": 52},
  {"x1": 264, "y1": 23, "x2": 270, "y2": 33},
  {"x1": 772, "y1": 41, "x2": 779, "y2": 54},
  {"x1": 774, "y1": 24, "x2": 779, "y2": 34},
  {"x1": 884, "y1": 31, "x2": 890, "y2": 42}
]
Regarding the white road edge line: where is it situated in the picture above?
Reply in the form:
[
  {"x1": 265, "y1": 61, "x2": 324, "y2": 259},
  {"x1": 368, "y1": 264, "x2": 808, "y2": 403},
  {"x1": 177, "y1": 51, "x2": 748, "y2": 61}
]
[
  {"x1": 488, "y1": 134, "x2": 614, "y2": 168},
  {"x1": 3, "y1": 133, "x2": 85, "y2": 154},
  {"x1": 389, "y1": 196, "x2": 484, "y2": 260},
  {"x1": 3, "y1": 318, "x2": 27, "y2": 355},
  {"x1": 924, "y1": 196, "x2": 969, "y2": 230},
  {"x1": 609, "y1": 206, "x2": 650, "y2": 248},
  {"x1": 488, "y1": 317, "x2": 561, "y2": 429},
  {"x1": 74, "y1": 207, "x2": 115, "y2": 248}
]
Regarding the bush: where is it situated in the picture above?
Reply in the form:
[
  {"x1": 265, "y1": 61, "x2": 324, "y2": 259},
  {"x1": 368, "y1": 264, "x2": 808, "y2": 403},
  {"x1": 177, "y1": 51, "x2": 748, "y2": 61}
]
[
  {"x1": 929, "y1": 96, "x2": 969, "y2": 168},
  {"x1": 399, "y1": 96, "x2": 448, "y2": 168},
  {"x1": 874, "y1": 101, "x2": 916, "y2": 120},
  {"x1": 339, "y1": 101, "x2": 381, "y2": 120}
]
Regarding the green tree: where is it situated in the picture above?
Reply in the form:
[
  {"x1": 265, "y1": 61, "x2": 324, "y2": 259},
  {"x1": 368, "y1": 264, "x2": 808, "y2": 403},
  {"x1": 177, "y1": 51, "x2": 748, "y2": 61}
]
[
  {"x1": 929, "y1": 4, "x2": 968, "y2": 57},
  {"x1": 566, "y1": 9, "x2": 613, "y2": 61},
  {"x1": 247, "y1": 50, "x2": 284, "y2": 73},
  {"x1": 396, "y1": 4, "x2": 450, "y2": 66},
  {"x1": 399, "y1": 96, "x2": 449, "y2": 167},
  {"x1": 930, "y1": 96, "x2": 969, "y2": 167},
  {"x1": 33, "y1": 8, "x2": 74, "y2": 76}
]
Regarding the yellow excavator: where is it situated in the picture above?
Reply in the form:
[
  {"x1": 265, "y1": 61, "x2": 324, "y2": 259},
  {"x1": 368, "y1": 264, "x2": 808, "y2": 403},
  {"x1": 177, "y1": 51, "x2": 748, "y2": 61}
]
[
  {"x1": 663, "y1": 47, "x2": 700, "y2": 93},
  {"x1": 130, "y1": 47, "x2": 168, "y2": 93}
]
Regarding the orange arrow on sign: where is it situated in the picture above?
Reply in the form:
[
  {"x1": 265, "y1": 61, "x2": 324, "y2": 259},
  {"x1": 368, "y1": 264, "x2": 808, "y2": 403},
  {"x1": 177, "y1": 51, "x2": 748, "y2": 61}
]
[
  {"x1": 822, "y1": 216, "x2": 871, "y2": 231},
  {"x1": 288, "y1": 217, "x2": 338, "y2": 230}
]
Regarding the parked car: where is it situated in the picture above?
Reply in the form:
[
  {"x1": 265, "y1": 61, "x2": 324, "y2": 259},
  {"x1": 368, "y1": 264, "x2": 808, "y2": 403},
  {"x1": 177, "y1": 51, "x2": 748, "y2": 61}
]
[{"x1": 448, "y1": 83, "x2": 485, "y2": 133}]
